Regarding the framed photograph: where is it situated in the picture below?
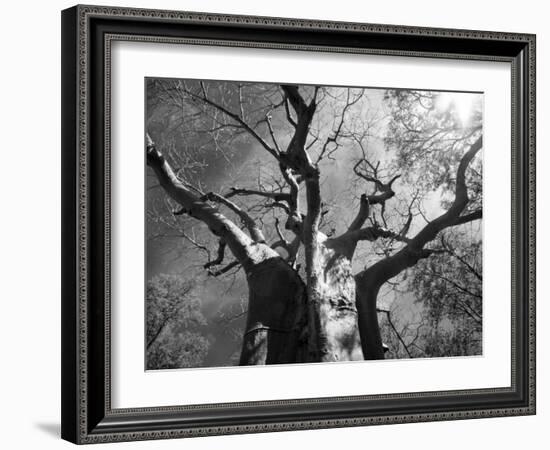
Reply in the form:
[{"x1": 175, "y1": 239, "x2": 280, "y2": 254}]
[{"x1": 61, "y1": 4, "x2": 536, "y2": 444}]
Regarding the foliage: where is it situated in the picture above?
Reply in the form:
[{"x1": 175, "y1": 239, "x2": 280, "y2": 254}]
[
  {"x1": 146, "y1": 274, "x2": 210, "y2": 369},
  {"x1": 423, "y1": 324, "x2": 481, "y2": 357},
  {"x1": 382, "y1": 227, "x2": 482, "y2": 358},
  {"x1": 410, "y1": 228, "x2": 482, "y2": 332},
  {"x1": 147, "y1": 331, "x2": 210, "y2": 370},
  {"x1": 384, "y1": 89, "x2": 482, "y2": 211}
]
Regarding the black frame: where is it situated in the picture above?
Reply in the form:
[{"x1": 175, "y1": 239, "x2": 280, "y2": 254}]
[{"x1": 61, "y1": 4, "x2": 536, "y2": 444}]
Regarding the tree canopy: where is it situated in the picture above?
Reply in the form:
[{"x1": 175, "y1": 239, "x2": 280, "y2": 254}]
[
  {"x1": 145, "y1": 79, "x2": 483, "y2": 367},
  {"x1": 146, "y1": 274, "x2": 210, "y2": 369}
]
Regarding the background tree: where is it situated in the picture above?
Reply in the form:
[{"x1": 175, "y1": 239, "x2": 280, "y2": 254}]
[
  {"x1": 408, "y1": 227, "x2": 482, "y2": 357},
  {"x1": 146, "y1": 80, "x2": 483, "y2": 366},
  {"x1": 354, "y1": 89, "x2": 482, "y2": 358},
  {"x1": 146, "y1": 274, "x2": 210, "y2": 369},
  {"x1": 377, "y1": 228, "x2": 482, "y2": 359}
]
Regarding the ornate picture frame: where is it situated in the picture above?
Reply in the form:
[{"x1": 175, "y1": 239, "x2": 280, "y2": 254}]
[{"x1": 61, "y1": 4, "x2": 536, "y2": 444}]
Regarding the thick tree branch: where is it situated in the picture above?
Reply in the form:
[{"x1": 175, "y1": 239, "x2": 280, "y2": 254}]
[
  {"x1": 330, "y1": 225, "x2": 409, "y2": 253},
  {"x1": 329, "y1": 224, "x2": 411, "y2": 261},
  {"x1": 283, "y1": 94, "x2": 297, "y2": 128},
  {"x1": 201, "y1": 192, "x2": 266, "y2": 243},
  {"x1": 353, "y1": 160, "x2": 401, "y2": 205},
  {"x1": 207, "y1": 260, "x2": 241, "y2": 277},
  {"x1": 349, "y1": 158, "x2": 401, "y2": 232},
  {"x1": 281, "y1": 84, "x2": 308, "y2": 116},
  {"x1": 285, "y1": 235, "x2": 301, "y2": 266},
  {"x1": 355, "y1": 136, "x2": 482, "y2": 360},
  {"x1": 146, "y1": 134, "x2": 255, "y2": 266},
  {"x1": 280, "y1": 165, "x2": 302, "y2": 231},
  {"x1": 274, "y1": 217, "x2": 290, "y2": 248},
  {"x1": 348, "y1": 194, "x2": 370, "y2": 232},
  {"x1": 204, "y1": 239, "x2": 227, "y2": 270},
  {"x1": 358, "y1": 136, "x2": 483, "y2": 288},
  {"x1": 452, "y1": 208, "x2": 482, "y2": 226},
  {"x1": 279, "y1": 85, "x2": 317, "y2": 175},
  {"x1": 271, "y1": 218, "x2": 301, "y2": 266},
  {"x1": 225, "y1": 187, "x2": 292, "y2": 204},
  {"x1": 408, "y1": 136, "x2": 482, "y2": 251}
]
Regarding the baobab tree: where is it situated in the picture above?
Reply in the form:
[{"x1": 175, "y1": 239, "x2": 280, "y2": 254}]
[{"x1": 145, "y1": 79, "x2": 482, "y2": 366}]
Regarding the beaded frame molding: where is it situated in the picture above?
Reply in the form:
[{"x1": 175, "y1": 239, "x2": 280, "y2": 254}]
[{"x1": 61, "y1": 4, "x2": 536, "y2": 444}]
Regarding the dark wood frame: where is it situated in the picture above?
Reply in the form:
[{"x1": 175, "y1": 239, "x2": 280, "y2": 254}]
[{"x1": 61, "y1": 4, "x2": 536, "y2": 444}]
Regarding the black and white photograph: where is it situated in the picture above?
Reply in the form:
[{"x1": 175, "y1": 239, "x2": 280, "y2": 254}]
[{"x1": 145, "y1": 79, "x2": 483, "y2": 370}]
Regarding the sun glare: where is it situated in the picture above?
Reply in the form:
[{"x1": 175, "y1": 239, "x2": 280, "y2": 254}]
[{"x1": 435, "y1": 92, "x2": 476, "y2": 126}]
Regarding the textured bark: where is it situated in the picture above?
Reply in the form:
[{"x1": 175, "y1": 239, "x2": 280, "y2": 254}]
[
  {"x1": 304, "y1": 233, "x2": 364, "y2": 362},
  {"x1": 240, "y1": 255, "x2": 307, "y2": 364}
]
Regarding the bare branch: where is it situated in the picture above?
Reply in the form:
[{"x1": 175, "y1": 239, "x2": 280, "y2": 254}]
[
  {"x1": 225, "y1": 187, "x2": 291, "y2": 204},
  {"x1": 146, "y1": 135, "x2": 254, "y2": 264},
  {"x1": 316, "y1": 89, "x2": 363, "y2": 163},
  {"x1": 377, "y1": 308, "x2": 413, "y2": 358},
  {"x1": 204, "y1": 239, "x2": 227, "y2": 270},
  {"x1": 207, "y1": 260, "x2": 241, "y2": 277},
  {"x1": 353, "y1": 159, "x2": 401, "y2": 205},
  {"x1": 266, "y1": 113, "x2": 282, "y2": 153},
  {"x1": 184, "y1": 83, "x2": 280, "y2": 160},
  {"x1": 274, "y1": 217, "x2": 290, "y2": 248},
  {"x1": 440, "y1": 234, "x2": 482, "y2": 281}
]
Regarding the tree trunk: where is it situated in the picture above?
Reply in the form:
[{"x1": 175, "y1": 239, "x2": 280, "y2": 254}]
[
  {"x1": 355, "y1": 277, "x2": 385, "y2": 359},
  {"x1": 239, "y1": 254, "x2": 308, "y2": 364},
  {"x1": 305, "y1": 237, "x2": 364, "y2": 362},
  {"x1": 239, "y1": 242, "x2": 363, "y2": 365}
]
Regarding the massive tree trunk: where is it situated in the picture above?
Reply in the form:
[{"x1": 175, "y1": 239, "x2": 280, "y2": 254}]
[
  {"x1": 305, "y1": 234, "x2": 364, "y2": 362},
  {"x1": 240, "y1": 255, "x2": 308, "y2": 364}
]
